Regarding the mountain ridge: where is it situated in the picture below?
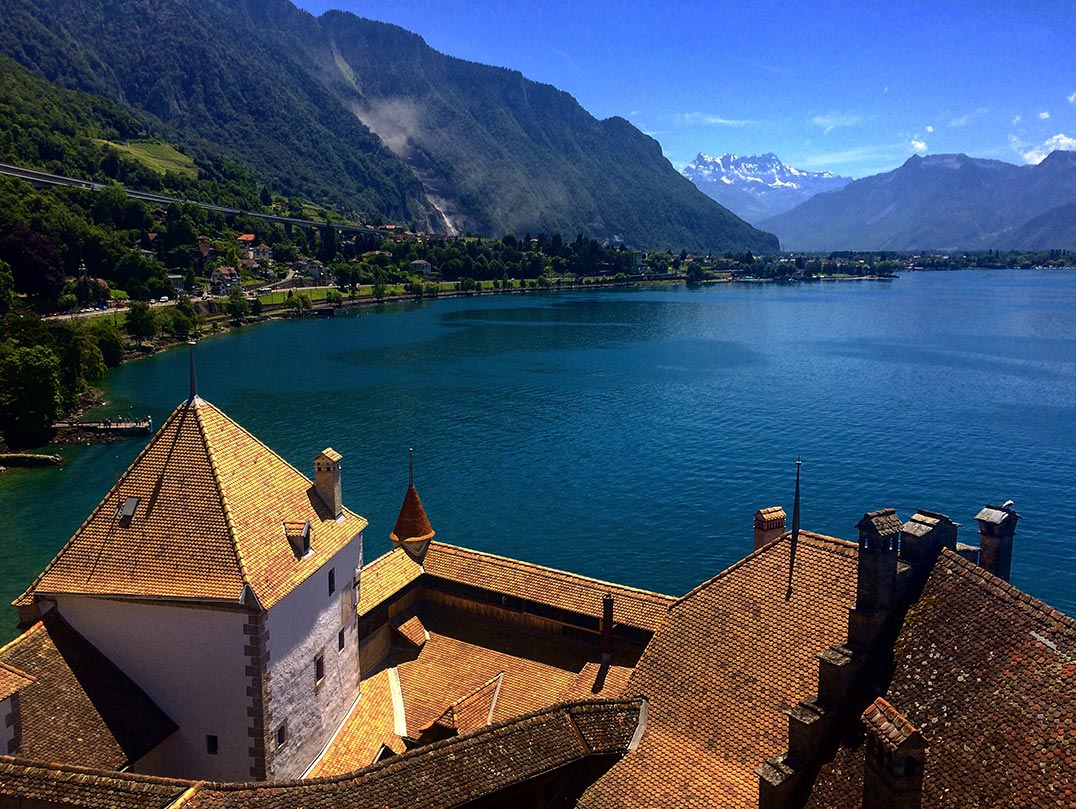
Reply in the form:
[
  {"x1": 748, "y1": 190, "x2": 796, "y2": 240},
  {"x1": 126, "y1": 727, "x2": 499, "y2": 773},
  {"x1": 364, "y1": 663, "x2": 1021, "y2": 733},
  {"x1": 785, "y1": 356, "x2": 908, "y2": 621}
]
[
  {"x1": 761, "y1": 151, "x2": 1076, "y2": 251},
  {"x1": 682, "y1": 152, "x2": 852, "y2": 224},
  {"x1": 0, "y1": 0, "x2": 778, "y2": 253}
]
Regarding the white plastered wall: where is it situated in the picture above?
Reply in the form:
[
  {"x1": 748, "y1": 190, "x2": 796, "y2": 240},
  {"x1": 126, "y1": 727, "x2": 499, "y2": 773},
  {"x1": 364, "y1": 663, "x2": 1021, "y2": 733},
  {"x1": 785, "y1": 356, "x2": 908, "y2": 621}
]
[
  {"x1": 264, "y1": 530, "x2": 363, "y2": 779},
  {"x1": 55, "y1": 595, "x2": 250, "y2": 781}
]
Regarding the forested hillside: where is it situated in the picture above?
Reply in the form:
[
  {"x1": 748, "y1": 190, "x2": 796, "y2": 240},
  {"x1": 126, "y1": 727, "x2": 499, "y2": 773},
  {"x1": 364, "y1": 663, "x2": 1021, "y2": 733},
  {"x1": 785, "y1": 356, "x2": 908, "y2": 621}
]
[{"x1": 0, "y1": 0, "x2": 778, "y2": 252}]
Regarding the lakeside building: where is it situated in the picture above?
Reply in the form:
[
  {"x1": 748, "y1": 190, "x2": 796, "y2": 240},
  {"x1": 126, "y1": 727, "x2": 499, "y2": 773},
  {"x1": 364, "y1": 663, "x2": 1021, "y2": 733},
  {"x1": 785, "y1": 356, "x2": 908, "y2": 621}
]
[{"x1": 0, "y1": 376, "x2": 1072, "y2": 807}]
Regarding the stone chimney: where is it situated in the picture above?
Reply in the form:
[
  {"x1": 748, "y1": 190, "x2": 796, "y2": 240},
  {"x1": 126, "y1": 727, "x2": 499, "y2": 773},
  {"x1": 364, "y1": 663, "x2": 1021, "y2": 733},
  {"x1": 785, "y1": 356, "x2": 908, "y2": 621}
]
[
  {"x1": 754, "y1": 506, "x2": 787, "y2": 551},
  {"x1": 899, "y1": 510, "x2": 958, "y2": 570},
  {"x1": 975, "y1": 501, "x2": 1020, "y2": 582},
  {"x1": 314, "y1": 448, "x2": 343, "y2": 519},
  {"x1": 862, "y1": 697, "x2": 928, "y2": 809},
  {"x1": 849, "y1": 509, "x2": 901, "y2": 647},
  {"x1": 600, "y1": 594, "x2": 614, "y2": 664}
]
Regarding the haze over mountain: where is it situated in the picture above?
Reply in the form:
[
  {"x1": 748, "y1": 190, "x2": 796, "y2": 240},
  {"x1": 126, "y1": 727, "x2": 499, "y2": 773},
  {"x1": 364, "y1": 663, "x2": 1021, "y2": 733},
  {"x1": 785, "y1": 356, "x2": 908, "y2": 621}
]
[
  {"x1": 681, "y1": 153, "x2": 851, "y2": 225},
  {"x1": 762, "y1": 151, "x2": 1076, "y2": 251},
  {"x1": 0, "y1": 0, "x2": 777, "y2": 253}
]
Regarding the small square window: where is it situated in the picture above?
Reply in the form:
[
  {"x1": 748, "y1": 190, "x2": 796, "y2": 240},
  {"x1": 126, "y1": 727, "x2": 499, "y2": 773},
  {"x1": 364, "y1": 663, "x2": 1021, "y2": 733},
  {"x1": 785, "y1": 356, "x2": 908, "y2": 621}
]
[
  {"x1": 338, "y1": 628, "x2": 346, "y2": 651},
  {"x1": 206, "y1": 734, "x2": 219, "y2": 755},
  {"x1": 276, "y1": 723, "x2": 287, "y2": 748},
  {"x1": 328, "y1": 568, "x2": 336, "y2": 596},
  {"x1": 315, "y1": 654, "x2": 325, "y2": 685}
]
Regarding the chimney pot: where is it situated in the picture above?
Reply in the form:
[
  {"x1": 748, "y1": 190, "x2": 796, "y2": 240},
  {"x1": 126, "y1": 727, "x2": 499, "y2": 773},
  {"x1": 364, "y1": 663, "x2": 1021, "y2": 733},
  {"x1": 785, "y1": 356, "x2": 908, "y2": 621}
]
[
  {"x1": 753, "y1": 506, "x2": 787, "y2": 551},
  {"x1": 314, "y1": 448, "x2": 343, "y2": 519},
  {"x1": 975, "y1": 502, "x2": 1020, "y2": 582}
]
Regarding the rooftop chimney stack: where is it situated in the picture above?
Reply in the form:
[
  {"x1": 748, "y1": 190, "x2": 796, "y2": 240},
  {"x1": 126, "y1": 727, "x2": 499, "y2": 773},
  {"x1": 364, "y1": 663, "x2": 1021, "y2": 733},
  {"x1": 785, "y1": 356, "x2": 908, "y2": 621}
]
[
  {"x1": 314, "y1": 448, "x2": 343, "y2": 519},
  {"x1": 975, "y1": 501, "x2": 1020, "y2": 582},
  {"x1": 600, "y1": 593, "x2": 614, "y2": 664},
  {"x1": 862, "y1": 698, "x2": 928, "y2": 809},
  {"x1": 849, "y1": 509, "x2": 901, "y2": 647},
  {"x1": 900, "y1": 510, "x2": 959, "y2": 570},
  {"x1": 753, "y1": 507, "x2": 787, "y2": 551}
]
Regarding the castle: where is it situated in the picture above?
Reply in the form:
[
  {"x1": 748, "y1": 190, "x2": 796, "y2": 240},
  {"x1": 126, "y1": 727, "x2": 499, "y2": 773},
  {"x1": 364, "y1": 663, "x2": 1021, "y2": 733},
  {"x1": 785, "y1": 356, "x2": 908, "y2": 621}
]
[{"x1": 0, "y1": 376, "x2": 1072, "y2": 808}]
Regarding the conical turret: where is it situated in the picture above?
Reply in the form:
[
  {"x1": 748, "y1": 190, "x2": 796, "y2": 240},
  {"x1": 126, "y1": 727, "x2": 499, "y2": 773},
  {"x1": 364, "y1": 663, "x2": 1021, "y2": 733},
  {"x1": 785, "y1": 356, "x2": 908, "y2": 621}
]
[{"x1": 391, "y1": 449, "x2": 435, "y2": 561}]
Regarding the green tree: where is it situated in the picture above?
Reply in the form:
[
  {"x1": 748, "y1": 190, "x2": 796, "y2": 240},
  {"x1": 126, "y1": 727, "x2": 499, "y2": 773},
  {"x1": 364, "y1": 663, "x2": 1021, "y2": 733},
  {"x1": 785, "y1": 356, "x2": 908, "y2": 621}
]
[
  {"x1": 0, "y1": 344, "x2": 63, "y2": 441},
  {"x1": 89, "y1": 320, "x2": 125, "y2": 367},
  {"x1": 225, "y1": 287, "x2": 250, "y2": 323},
  {"x1": 0, "y1": 259, "x2": 13, "y2": 314},
  {"x1": 325, "y1": 289, "x2": 343, "y2": 307},
  {"x1": 125, "y1": 301, "x2": 157, "y2": 344}
]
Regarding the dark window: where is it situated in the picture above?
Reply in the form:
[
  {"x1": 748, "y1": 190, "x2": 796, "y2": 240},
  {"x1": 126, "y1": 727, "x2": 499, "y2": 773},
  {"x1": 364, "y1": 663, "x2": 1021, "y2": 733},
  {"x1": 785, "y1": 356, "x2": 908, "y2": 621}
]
[
  {"x1": 328, "y1": 567, "x2": 336, "y2": 596},
  {"x1": 338, "y1": 628, "x2": 346, "y2": 651},
  {"x1": 315, "y1": 654, "x2": 325, "y2": 684},
  {"x1": 206, "y1": 735, "x2": 219, "y2": 755},
  {"x1": 276, "y1": 723, "x2": 287, "y2": 748}
]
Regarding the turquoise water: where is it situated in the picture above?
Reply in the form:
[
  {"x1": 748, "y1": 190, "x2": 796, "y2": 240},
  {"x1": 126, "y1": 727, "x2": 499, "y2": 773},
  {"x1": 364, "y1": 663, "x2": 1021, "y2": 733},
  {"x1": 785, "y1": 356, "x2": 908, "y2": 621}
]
[{"x1": 2, "y1": 270, "x2": 1074, "y2": 639}]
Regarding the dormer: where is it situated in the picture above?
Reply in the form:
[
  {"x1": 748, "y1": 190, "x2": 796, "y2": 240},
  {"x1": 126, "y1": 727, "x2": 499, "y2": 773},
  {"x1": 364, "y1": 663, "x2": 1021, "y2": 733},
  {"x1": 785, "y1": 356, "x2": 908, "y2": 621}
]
[{"x1": 284, "y1": 521, "x2": 312, "y2": 560}]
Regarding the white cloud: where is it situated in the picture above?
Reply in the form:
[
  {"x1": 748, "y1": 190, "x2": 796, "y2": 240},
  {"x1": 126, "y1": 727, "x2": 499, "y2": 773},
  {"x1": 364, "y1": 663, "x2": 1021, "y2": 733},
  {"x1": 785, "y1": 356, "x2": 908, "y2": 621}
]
[
  {"x1": 911, "y1": 139, "x2": 928, "y2": 153},
  {"x1": 1039, "y1": 111, "x2": 1051, "y2": 119},
  {"x1": 1068, "y1": 91, "x2": 1076, "y2": 104},
  {"x1": 948, "y1": 106, "x2": 990, "y2": 127},
  {"x1": 1011, "y1": 132, "x2": 1076, "y2": 164},
  {"x1": 675, "y1": 112, "x2": 757, "y2": 127},
  {"x1": 811, "y1": 111, "x2": 866, "y2": 134},
  {"x1": 925, "y1": 125, "x2": 934, "y2": 133},
  {"x1": 1013, "y1": 114, "x2": 1022, "y2": 126}
]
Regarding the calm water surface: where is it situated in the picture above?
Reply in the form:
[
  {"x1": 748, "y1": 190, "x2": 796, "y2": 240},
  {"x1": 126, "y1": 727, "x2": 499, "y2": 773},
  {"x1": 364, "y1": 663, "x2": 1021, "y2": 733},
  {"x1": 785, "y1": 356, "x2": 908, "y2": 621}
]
[{"x1": 2, "y1": 270, "x2": 1074, "y2": 639}]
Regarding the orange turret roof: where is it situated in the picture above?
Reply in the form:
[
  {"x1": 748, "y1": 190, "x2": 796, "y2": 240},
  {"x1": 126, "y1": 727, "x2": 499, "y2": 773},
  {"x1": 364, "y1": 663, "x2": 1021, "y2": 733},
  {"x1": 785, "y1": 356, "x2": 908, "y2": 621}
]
[
  {"x1": 16, "y1": 396, "x2": 367, "y2": 610},
  {"x1": 390, "y1": 485, "x2": 435, "y2": 543}
]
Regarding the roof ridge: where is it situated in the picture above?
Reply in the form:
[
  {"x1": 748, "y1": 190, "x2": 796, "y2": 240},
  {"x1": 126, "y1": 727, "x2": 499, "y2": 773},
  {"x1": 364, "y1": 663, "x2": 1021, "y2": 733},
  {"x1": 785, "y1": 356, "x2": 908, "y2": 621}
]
[
  {"x1": 430, "y1": 541, "x2": 676, "y2": 603},
  {"x1": 0, "y1": 755, "x2": 196, "y2": 787},
  {"x1": 0, "y1": 622, "x2": 44, "y2": 658},
  {"x1": 939, "y1": 547, "x2": 1076, "y2": 631},
  {"x1": 194, "y1": 402, "x2": 253, "y2": 601},
  {"x1": 673, "y1": 531, "x2": 856, "y2": 607},
  {"x1": 201, "y1": 697, "x2": 645, "y2": 791},
  {"x1": 10, "y1": 404, "x2": 195, "y2": 607}
]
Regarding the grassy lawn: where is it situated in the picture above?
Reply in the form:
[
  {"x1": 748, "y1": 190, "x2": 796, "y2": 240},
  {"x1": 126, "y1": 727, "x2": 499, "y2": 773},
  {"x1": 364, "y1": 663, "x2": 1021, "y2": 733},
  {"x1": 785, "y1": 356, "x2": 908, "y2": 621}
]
[{"x1": 94, "y1": 139, "x2": 199, "y2": 178}]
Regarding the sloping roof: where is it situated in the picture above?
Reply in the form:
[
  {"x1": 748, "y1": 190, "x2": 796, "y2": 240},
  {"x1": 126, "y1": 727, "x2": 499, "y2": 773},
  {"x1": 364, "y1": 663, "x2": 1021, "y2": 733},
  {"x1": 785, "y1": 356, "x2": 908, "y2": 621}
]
[
  {"x1": 358, "y1": 541, "x2": 674, "y2": 632},
  {"x1": 19, "y1": 398, "x2": 367, "y2": 610},
  {"x1": 862, "y1": 697, "x2": 921, "y2": 751},
  {"x1": 0, "y1": 758, "x2": 191, "y2": 809},
  {"x1": 807, "y1": 548, "x2": 1076, "y2": 808},
  {"x1": 390, "y1": 485, "x2": 435, "y2": 543},
  {"x1": 0, "y1": 661, "x2": 33, "y2": 701},
  {"x1": 581, "y1": 531, "x2": 859, "y2": 807},
  {"x1": 0, "y1": 613, "x2": 176, "y2": 770},
  {"x1": 188, "y1": 699, "x2": 644, "y2": 809}
]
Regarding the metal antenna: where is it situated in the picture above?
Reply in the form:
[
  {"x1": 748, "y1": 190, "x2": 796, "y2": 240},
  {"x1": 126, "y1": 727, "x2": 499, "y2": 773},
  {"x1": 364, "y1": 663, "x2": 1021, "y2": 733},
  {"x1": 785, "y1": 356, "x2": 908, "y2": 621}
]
[
  {"x1": 188, "y1": 343, "x2": 197, "y2": 402},
  {"x1": 785, "y1": 458, "x2": 802, "y2": 601},
  {"x1": 409, "y1": 447, "x2": 414, "y2": 488}
]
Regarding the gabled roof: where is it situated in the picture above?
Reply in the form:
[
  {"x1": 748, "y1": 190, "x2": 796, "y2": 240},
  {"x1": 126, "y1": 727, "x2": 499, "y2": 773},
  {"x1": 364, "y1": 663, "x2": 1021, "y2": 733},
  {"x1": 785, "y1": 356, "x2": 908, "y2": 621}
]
[
  {"x1": 0, "y1": 613, "x2": 176, "y2": 770},
  {"x1": 862, "y1": 697, "x2": 922, "y2": 751},
  {"x1": 19, "y1": 398, "x2": 367, "y2": 610},
  {"x1": 0, "y1": 759, "x2": 190, "y2": 809},
  {"x1": 0, "y1": 662, "x2": 33, "y2": 701},
  {"x1": 807, "y1": 548, "x2": 1076, "y2": 808},
  {"x1": 358, "y1": 541, "x2": 675, "y2": 633},
  {"x1": 581, "y1": 531, "x2": 859, "y2": 807}
]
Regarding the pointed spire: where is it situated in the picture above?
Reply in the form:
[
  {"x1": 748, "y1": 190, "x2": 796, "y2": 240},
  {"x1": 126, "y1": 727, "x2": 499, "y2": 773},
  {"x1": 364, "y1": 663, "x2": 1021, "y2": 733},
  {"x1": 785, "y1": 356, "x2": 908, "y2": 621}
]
[
  {"x1": 391, "y1": 449, "x2": 434, "y2": 547},
  {"x1": 188, "y1": 343, "x2": 198, "y2": 403},
  {"x1": 786, "y1": 458, "x2": 802, "y2": 601}
]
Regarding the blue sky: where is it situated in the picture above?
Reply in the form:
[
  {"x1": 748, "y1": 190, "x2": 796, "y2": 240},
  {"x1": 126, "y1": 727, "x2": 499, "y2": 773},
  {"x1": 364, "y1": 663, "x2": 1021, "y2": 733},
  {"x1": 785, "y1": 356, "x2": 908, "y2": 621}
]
[{"x1": 293, "y1": 0, "x2": 1075, "y2": 178}]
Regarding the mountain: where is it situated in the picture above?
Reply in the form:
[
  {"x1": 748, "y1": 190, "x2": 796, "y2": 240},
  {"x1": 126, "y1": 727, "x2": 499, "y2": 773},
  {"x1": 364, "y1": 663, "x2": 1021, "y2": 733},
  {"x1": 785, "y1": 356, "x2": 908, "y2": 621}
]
[
  {"x1": 681, "y1": 153, "x2": 851, "y2": 224},
  {"x1": 762, "y1": 151, "x2": 1076, "y2": 251},
  {"x1": 0, "y1": 0, "x2": 778, "y2": 253}
]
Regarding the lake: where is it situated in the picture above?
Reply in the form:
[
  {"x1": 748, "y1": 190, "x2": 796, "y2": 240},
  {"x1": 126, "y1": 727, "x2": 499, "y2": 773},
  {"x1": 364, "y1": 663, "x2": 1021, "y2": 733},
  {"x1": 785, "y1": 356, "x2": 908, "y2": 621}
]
[{"x1": 2, "y1": 269, "x2": 1074, "y2": 640}]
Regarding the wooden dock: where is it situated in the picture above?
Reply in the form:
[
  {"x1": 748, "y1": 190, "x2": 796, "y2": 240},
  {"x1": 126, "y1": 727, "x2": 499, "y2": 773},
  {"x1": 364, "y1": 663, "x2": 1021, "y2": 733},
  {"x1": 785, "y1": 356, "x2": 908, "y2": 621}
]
[{"x1": 53, "y1": 417, "x2": 153, "y2": 435}]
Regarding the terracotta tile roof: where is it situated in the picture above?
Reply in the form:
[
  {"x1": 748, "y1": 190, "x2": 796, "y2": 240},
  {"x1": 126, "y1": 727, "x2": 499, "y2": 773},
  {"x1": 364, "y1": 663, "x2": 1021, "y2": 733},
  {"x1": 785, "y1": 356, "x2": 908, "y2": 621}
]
[
  {"x1": 309, "y1": 668, "x2": 403, "y2": 777},
  {"x1": 357, "y1": 547, "x2": 423, "y2": 616},
  {"x1": 415, "y1": 673, "x2": 501, "y2": 740},
  {"x1": 236, "y1": 233, "x2": 255, "y2": 242},
  {"x1": 19, "y1": 398, "x2": 367, "y2": 610},
  {"x1": 862, "y1": 697, "x2": 920, "y2": 751},
  {"x1": 0, "y1": 661, "x2": 33, "y2": 701},
  {"x1": 557, "y1": 662, "x2": 635, "y2": 702},
  {"x1": 187, "y1": 699, "x2": 644, "y2": 809},
  {"x1": 392, "y1": 614, "x2": 428, "y2": 648},
  {"x1": 0, "y1": 613, "x2": 176, "y2": 770},
  {"x1": 358, "y1": 541, "x2": 675, "y2": 633},
  {"x1": 807, "y1": 548, "x2": 1076, "y2": 808},
  {"x1": 390, "y1": 485, "x2": 435, "y2": 543},
  {"x1": 581, "y1": 531, "x2": 859, "y2": 807},
  {"x1": 423, "y1": 542, "x2": 675, "y2": 632},
  {"x1": 0, "y1": 758, "x2": 191, "y2": 809}
]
